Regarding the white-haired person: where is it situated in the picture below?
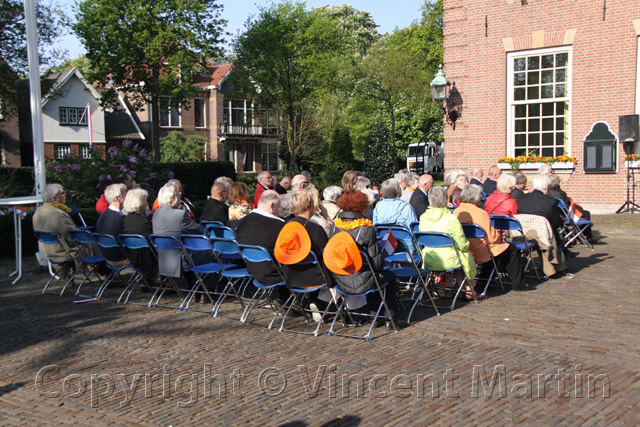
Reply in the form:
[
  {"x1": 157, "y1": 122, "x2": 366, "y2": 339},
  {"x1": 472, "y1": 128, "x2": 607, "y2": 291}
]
[
  {"x1": 321, "y1": 186, "x2": 343, "y2": 221},
  {"x1": 152, "y1": 183, "x2": 204, "y2": 279},
  {"x1": 454, "y1": 185, "x2": 527, "y2": 291},
  {"x1": 32, "y1": 183, "x2": 83, "y2": 275},
  {"x1": 401, "y1": 173, "x2": 420, "y2": 202},
  {"x1": 122, "y1": 188, "x2": 157, "y2": 278},
  {"x1": 482, "y1": 166, "x2": 502, "y2": 195},
  {"x1": 484, "y1": 174, "x2": 518, "y2": 217},
  {"x1": 449, "y1": 174, "x2": 469, "y2": 208},
  {"x1": 517, "y1": 175, "x2": 564, "y2": 233},
  {"x1": 254, "y1": 171, "x2": 275, "y2": 206},
  {"x1": 95, "y1": 183, "x2": 129, "y2": 267},
  {"x1": 372, "y1": 178, "x2": 418, "y2": 231}
]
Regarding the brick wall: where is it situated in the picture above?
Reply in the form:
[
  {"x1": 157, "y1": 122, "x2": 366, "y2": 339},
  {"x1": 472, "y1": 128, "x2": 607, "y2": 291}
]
[{"x1": 443, "y1": 0, "x2": 640, "y2": 206}]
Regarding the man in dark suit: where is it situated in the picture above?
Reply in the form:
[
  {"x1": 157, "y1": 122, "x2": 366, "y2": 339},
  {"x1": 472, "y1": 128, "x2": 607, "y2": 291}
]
[
  {"x1": 517, "y1": 175, "x2": 564, "y2": 231},
  {"x1": 482, "y1": 166, "x2": 501, "y2": 195},
  {"x1": 152, "y1": 183, "x2": 204, "y2": 278},
  {"x1": 202, "y1": 183, "x2": 229, "y2": 224},
  {"x1": 95, "y1": 183, "x2": 129, "y2": 267},
  {"x1": 470, "y1": 167, "x2": 483, "y2": 187},
  {"x1": 236, "y1": 190, "x2": 285, "y2": 287},
  {"x1": 409, "y1": 174, "x2": 433, "y2": 218}
]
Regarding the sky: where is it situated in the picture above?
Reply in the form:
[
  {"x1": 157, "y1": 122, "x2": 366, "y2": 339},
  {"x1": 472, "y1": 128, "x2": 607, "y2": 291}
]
[{"x1": 53, "y1": 0, "x2": 427, "y2": 59}]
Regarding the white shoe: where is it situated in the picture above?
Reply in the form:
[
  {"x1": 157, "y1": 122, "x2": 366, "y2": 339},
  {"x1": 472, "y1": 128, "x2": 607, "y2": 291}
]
[{"x1": 309, "y1": 302, "x2": 322, "y2": 323}]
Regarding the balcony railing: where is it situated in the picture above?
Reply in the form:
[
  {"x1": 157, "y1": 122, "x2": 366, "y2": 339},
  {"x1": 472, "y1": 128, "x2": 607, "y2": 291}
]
[{"x1": 221, "y1": 124, "x2": 279, "y2": 137}]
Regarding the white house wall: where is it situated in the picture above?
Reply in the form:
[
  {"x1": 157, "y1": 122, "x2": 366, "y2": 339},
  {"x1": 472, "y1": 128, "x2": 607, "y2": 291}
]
[{"x1": 42, "y1": 74, "x2": 106, "y2": 144}]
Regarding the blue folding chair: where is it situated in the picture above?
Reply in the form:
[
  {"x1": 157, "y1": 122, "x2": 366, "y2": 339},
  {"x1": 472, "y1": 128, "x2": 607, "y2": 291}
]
[
  {"x1": 326, "y1": 250, "x2": 398, "y2": 341},
  {"x1": 555, "y1": 198, "x2": 594, "y2": 251},
  {"x1": 179, "y1": 234, "x2": 227, "y2": 312},
  {"x1": 278, "y1": 250, "x2": 334, "y2": 336},
  {"x1": 92, "y1": 233, "x2": 133, "y2": 299},
  {"x1": 414, "y1": 231, "x2": 477, "y2": 311},
  {"x1": 489, "y1": 215, "x2": 543, "y2": 281},
  {"x1": 68, "y1": 229, "x2": 106, "y2": 297},
  {"x1": 208, "y1": 237, "x2": 252, "y2": 318},
  {"x1": 148, "y1": 234, "x2": 188, "y2": 309},
  {"x1": 117, "y1": 234, "x2": 159, "y2": 305},
  {"x1": 237, "y1": 244, "x2": 287, "y2": 328},
  {"x1": 374, "y1": 224, "x2": 440, "y2": 323},
  {"x1": 461, "y1": 223, "x2": 506, "y2": 298},
  {"x1": 34, "y1": 231, "x2": 76, "y2": 296}
]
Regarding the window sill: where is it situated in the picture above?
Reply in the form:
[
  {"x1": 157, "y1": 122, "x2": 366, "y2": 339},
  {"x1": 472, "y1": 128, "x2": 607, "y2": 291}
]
[
  {"x1": 498, "y1": 162, "x2": 575, "y2": 173},
  {"x1": 626, "y1": 161, "x2": 640, "y2": 169}
]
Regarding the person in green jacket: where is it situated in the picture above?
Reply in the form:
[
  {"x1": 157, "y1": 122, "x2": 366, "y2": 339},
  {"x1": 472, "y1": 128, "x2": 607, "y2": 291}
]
[{"x1": 419, "y1": 186, "x2": 477, "y2": 298}]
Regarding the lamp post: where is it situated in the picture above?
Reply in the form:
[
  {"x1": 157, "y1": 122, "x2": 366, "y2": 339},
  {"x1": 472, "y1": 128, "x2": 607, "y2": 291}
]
[{"x1": 430, "y1": 64, "x2": 460, "y2": 129}]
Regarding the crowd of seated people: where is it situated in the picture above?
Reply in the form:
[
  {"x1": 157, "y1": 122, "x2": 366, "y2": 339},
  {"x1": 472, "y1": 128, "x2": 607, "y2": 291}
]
[{"x1": 33, "y1": 162, "x2": 591, "y2": 328}]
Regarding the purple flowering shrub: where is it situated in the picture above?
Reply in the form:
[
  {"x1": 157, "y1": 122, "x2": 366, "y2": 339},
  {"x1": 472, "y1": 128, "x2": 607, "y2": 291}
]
[{"x1": 45, "y1": 141, "x2": 172, "y2": 207}]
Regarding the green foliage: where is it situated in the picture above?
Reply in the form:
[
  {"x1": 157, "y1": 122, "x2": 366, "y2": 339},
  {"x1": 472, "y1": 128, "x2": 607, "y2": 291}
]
[
  {"x1": 48, "y1": 56, "x2": 97, "y2": 83},
  {"x1": 45, "y1": 141, "x2": 171, "y2": 208},
  {"x1": 0, "y1": 167, "x2": 36, "y2": 199},
  {"x1": 73, "y1": 0, "x2": 225, "y2": 161},
  {"x1": 364, "y1": 122, "x2": 394, "y2": 186},
  {"x1": 160, "y1": 132, "x2": 205, "y2": 162},
  {"x1": 324, "y1": 126, "x2": 355, "y2": 186},
  {"x1": 0, "y1": 0, "x2": 64, "y2": 117},
  {"x1": 312, "y1": 5, "x2": 379, "y2": 57},
  {"x1": 232, "y1": 1, "x2": 345, "y2": 173}
]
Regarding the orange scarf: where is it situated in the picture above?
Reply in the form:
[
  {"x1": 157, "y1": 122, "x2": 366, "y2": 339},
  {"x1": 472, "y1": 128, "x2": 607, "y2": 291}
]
[{"x1": 334, "y1": 217, "x2": 373, "y2": 230}]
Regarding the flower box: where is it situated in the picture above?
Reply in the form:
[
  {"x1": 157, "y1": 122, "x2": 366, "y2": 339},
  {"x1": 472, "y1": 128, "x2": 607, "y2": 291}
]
[
  {"x1": 497, "y1": 162, "x2": 575, "y2": 173},
  {"x1": 626, "y1": 160, "x2": 640, "y2": 169}
]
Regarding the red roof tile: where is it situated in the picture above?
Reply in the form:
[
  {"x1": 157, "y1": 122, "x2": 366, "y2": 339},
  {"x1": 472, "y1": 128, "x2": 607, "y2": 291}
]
[{"x1": 194, "y1": 63, "x2": 232, "y2": 87}]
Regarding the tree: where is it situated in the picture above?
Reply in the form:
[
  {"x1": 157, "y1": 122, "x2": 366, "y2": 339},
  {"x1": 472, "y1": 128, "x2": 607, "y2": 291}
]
[
  {"x1": 73, "y1": 0, "x2": 225, "y2": 161},
  {"x1": 324, "y1": 126, "x2": 355, "y2": 186},
  {"x1": 232, "y1": 1, "x2": 344, "y2": 174},
  {"x1": 49, "y1": 56, "x2": 97, "y2": 82},
  {"x1": 364, "y1": 121, "x2": 394, "y2": 186},
  {"x1": 160, "y1": 132, "x2": 204, "y2": 162},
  {"x1": 0, "y1": 0, "x2": 64, "y2": 116},
  {"x1": 312, "y1": 5, "x2": 379, "y2": 57}
]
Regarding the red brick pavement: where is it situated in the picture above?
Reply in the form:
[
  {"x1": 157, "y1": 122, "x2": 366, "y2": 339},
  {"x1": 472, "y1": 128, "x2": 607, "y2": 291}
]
[{"x1": 1, "y1": 224, "x2": 640, "y2": 425}]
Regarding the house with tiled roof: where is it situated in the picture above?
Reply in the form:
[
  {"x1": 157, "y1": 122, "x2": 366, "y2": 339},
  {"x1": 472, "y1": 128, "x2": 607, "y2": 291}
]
[
  {"x1": 127, "y1": 63, "x2": 281, "y2": 173},
  {"x1": 20, "y1": 68, "x2": 144, "y2": 162}
]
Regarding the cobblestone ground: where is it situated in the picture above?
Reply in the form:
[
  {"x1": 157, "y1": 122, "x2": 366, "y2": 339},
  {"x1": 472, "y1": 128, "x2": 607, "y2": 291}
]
[{"x1": 1, "y1": 215, "x2": 640, "y2": 426}]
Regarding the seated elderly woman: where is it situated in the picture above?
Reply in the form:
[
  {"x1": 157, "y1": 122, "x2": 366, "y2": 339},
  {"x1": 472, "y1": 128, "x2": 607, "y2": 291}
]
[
  {"x1": 372, "y1": 178, "x2": 417, "y2": 231},
  {"x1": 122, "y1": 188, "x2": 157, "y2": 279},
  {"x1": 449, "y1": 174, "x2": 469, "y2": 208},
  {"x1": 329, "y1": 190, "x2": 399, "y2": 323},
  {"x1": 321, "y1": 186, "x2": 342, "y2": 221},
  {"x1": 32, "y1": 183, "x2": 83, "y2": 276},
  {"x1": 484, "y1": 174, "x2": 518, "y2": 216},
  {"x1": 227, "y1": 182, "x2": 253, "y2": 229},
  {"x1": 454, "y1": 185, "x2": 527, "y2": 291},
  {"x1": 419, "y1": 186, "x2": 477, "y2": 298}
]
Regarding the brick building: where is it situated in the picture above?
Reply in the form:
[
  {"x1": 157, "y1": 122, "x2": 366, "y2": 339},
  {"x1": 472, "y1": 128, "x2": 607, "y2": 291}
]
[{"x1": 442, "y1": 0, "x2": 640, "y2": 211}]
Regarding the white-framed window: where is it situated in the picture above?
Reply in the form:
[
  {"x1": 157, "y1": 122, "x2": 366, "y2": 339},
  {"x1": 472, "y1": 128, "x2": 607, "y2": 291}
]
[
  {"x1": 223, "y1": 99, "x2": 254, "y2": 134},
  {"x1": 261, "y1": 109, "x2": 279, "y2": 135},
  {"x1": 160, "y1": 96, "x2": 181, "y2": 127},
  {"x1": 261, "y1": 141, "x2": 279, "y2": 172},
  {"x1": 54, "y1": 145, "x2": 71, "y2": 159},
  {"x1": 242, "y1": 142, "x2": 255, "y2": 172},
  {"x1": 59, "y1": 107, "x2": 88, "y2": 126},
  {"x1": 194, "y1": 98, "x2": 206, "y2": 128},
  {"x1": 507, "y1": 46, "x2": 571, "y2": 158},
  {"x1": 80, "y1": 145, "x2": 93, "y2": 159}
]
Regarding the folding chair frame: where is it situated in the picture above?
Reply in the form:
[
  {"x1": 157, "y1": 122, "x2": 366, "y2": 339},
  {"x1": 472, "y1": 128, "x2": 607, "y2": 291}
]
[
  {"x1": 461, "y1": 223, "x2": 506, "y2": 298},
  {"x1": 555, "y1": 198, "x2": 594, "y2": 251},
  {"x1": 117, "y1": 234, "x2": 161, "y2": 306},
  {"x1": 179, "y1": 234, "x2": 226, "y2": 312},
  {"x1": 34, "y1": 231, "x2": 75, "y2": 296},
  {"x1": 149, "y1": 234, "x2": 190, "y2": 309},
  {"x1": 489, "y1": 215, "x2": 543, "y2": 282},
  {"x1": 68, "y1": 229, "x2": 107, "y2": 297},
  {"x1": 209, "y1": 237, "x2": 251, "y2": 319}
]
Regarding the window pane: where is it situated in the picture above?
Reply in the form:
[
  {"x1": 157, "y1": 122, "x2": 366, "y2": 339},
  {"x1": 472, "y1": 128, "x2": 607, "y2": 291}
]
[
  {"x1": 528, "y1": 118, "x2": 540, "y2": 132},
  {"x1": 514, "y1": 72, "x2": 525, "y2": 86},
  {"x1": 194, "y1": 99, "x2": 205, "y2": 128},
  {"x1": 541, "y1": 54, "x2": 554, "y2": 69},
  {"x1": 585, "y1": 145, "x2": 597, "y2": 168},
  {"x1": 527, "y1": 86, "x2": 539, "y2": 100},
  {"x1": 59, "y1": 108, "x2": 67, "y2": 124},
  {"x1": 541, "y1": 85, "x2": 553, "y2": 98},
  {"x1": 554, "y1": 146, "x2": 566, "y2": 157},
  {"x1": 515, "y1": 148, "x2": 527, "y2": 157},
  {"x1": 515, "y1": 104, "x2": 527, "y2": 117},
  {"x1": 243, "y1": 143, "x2": 253, "y2": 171},
  {"x1": 515, "y1": 119, "x2": 526, "y2": 132},
  {"x1": 542, "y1": 132, "x2": 554, "y2": 145},
  {"x1": 527, "y1": 56, "x2": 539, "y2": 70},
  {"x1": 556, "y1": 53, "x2": 568, "y2": 67},
  {"x1": 514, "y1": 57, "x2": 526, "y2": 71},
  {"x1": 69, "y1": 109, "x2": 78, "y2": 124},
  {"x1": 555, "y1": 68, "x2": 566, "y2": 83},
  {"x1": 515, "y1": 134, "x2": 527, "y2": 147},
  {"x1": 555, "y1": 84, "x2": 566, "y2": 97},
  {"x1": 541, "y1": 147, "x2": 554, "y2": 157},
  {"x1": 160, "y1": 98, "x2": 169, "y2": 127},
  {"x1": 542, "y1": 118, "x2": 554, "y2": 131},
  {"x1": 602, "y1": 145, "x2": 613, "y2": 168},
  {"x1": 527, "y1": 71, "x2": 539, "y2": 85},
  {"x1": 528, "y1": 133, "x2": 539, "y2": 147},
  {"x1": 541, "y1": 103, "x2": 554, "y2": 116},
  {"x1": 514, "y1": 88, "x2": 526, "y2": 100},
  {"x1": 556, "y1": 132, "x2": 565, "y2": 145},
  {"x1": 170, "y1": 102, "x2": 180, "y2": 126},
  {"x1": 556, "y1": 117, "x2": 565, "y2": 130},
  {"x1": 528, "y1": 104, "x2": 540, "y2": 117},
  {"x1": 541, "y1": 70, "x2": 554, "y2": 84},
  {"x1": 556, "y1": 101, "x2": 566, "y2": 115}
]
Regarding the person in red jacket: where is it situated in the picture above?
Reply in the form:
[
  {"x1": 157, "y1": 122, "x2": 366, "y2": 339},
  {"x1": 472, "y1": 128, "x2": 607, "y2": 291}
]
[
  {"x1": 253, "y1": 171, "x2": 274, "y2": 206},
  {"x1": 484, "y1": 174, "x2": 518, "y2": 217}
]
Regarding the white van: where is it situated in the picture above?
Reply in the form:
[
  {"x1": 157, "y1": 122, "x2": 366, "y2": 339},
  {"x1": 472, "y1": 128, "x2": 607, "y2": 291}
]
[{"x1": 406, "y1": 141, "x2": 444, "y2": 175}]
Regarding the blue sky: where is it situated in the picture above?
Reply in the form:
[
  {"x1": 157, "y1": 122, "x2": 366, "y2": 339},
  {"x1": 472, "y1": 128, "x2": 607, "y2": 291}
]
[{"x1": 54, "y1": 0, "x2": 427, "y2": 59}]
